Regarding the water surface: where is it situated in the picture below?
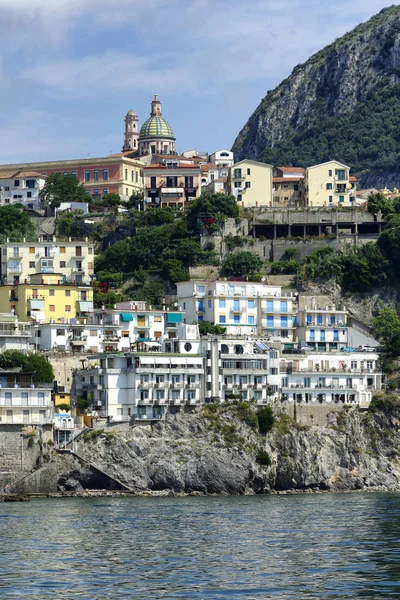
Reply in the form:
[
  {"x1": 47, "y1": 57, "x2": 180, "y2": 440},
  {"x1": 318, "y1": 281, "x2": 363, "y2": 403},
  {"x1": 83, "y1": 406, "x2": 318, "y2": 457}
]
[{"x1": 1, "y1": 492, "x2": 400, "y2": 598}]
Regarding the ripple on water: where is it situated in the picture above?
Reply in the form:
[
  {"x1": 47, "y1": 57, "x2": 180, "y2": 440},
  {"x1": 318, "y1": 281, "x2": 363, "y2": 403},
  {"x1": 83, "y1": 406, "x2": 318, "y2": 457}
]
[{"x1": 1, "y1": 493, "x2": 400, "y2": 598}]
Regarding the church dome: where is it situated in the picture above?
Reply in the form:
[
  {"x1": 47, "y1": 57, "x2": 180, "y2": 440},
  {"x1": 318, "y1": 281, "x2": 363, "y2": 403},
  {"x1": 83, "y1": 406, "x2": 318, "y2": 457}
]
[
  {"x1": 139, "y1": 115, "x2": 175, "y2": 139},
  {"x1": 127, "y1": 109, "x2": 137, "y2": 116}
]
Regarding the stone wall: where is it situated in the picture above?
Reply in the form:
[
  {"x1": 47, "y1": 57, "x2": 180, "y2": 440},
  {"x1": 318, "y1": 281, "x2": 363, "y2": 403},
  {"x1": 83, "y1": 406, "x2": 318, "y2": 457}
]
[
  {"x1": 288, "y1": 403, "x2": 347, "y2": 427},
  {"x1": 0, "y1": 425, "x2": 41, "y2": 472}
]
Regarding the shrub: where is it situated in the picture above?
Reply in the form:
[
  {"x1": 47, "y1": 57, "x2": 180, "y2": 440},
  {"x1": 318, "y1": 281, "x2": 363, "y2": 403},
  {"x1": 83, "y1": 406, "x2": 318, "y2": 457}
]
[
  {"x1": 256, "y1": 449, "x2": 271, "y2": 466},
  {"x1": 285, "y1": 248, "x2": 297, "y2": 259},
  {"x1": 257, "y1": 406, "x2": 275, "y2": 433},
  {"x1": 369, "y1": 393, "x2": 400, "y2": 413}
]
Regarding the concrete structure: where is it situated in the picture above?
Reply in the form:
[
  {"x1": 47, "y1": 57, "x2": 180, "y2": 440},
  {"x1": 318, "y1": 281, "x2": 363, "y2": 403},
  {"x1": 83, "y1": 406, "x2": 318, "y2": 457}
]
[
  {"x1": 272, "y1": 167, "x2": 304, "y2": 207},
  {"x1": 143, "y1": 162, "x2": 201, "y2": 208},
  {"x1": 0, "y1": 237, "x2": 94, "y2": 285},
  {"x1": 0, "y1": 171, "x2": 46, "y2": 210},
  {"x1": 280, "y1": 350, "x2": 382, "y2": 408},
  {"x1": 302, "y1": 161, "x2": 357, "y2": 207},
  {"x1": 34, "y1": 303, "x2": 184, "y2": 353},
  {"x1": 138, "y1": 95, "x2": 176, "y2": 156},
  {"x1": 176, "y1": 280, "x2": 297, "y2": 341},
  {"x1": 228, "y1": 160, "x2": 273, "y2": 208},
  {"x1": 123, "y1": 109, "x2": 139, "y2": 152},
  {"x1": 0, "y1": 155, "x2": 143, "y2": 202},
  {"x1": 0, "y1": 273, "x2": 93, "y2": 324},
  {"x1": 0, "y1": 370, "x2": 53, "y2": 426},
  {"x1": 0, "y1": 313, "x2": 31, "y2": 353}
]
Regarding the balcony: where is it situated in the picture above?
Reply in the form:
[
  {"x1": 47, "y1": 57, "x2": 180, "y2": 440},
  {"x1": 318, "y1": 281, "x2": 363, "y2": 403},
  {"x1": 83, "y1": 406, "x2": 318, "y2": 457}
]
[
  {"x1": 155, "y1": 382, "x2": 169, "y2": 389},
  {"x1": 81, "y1": 383, "x2": 100, "y2": 391},
  {"x1": 139, "y1": 381, "x2": 150, "y2": 389},
  {"x1": 283, "y1": 383, "x2": 358, "y2": 391},
  {"x1": 171, "y1": 382, "x2": 184, "y2": 389},
  {"x1": 7, "y1": 265, "x2": 23, "y2": 273},
  {"x1": 0, "y1": 416, "x2": 53, "y2": 425},
  {"x1": 186, "y1": 382, "x2": 200, "y2": 389}
]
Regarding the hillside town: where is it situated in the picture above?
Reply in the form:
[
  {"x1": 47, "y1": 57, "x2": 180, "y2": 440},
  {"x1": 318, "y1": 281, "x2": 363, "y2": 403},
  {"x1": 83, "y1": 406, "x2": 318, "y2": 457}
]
[{"x1": 0, "y1": 94, "x2": 386, "y2": 468}]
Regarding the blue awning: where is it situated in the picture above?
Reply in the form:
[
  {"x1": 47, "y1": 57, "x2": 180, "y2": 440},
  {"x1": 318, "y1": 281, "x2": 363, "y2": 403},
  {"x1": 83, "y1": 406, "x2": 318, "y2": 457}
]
[
  {"x1": 79, "y1": 301, "x2": 93, "y2": 312},
  {"x1": 120, "y1": 313, "x2": 134, "y2": 322},
  {"x1": 29, "y1": 299, "x2": 44, "y2": 309},
  {"x1": 167, "y1": 313, "x2": 183, "y2": 324}
]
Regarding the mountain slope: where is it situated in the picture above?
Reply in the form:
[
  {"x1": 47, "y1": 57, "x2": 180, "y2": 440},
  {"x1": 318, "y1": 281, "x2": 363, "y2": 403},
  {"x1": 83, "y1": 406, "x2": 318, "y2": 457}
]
[{"x1": 232, "y1": 6, "x2": 400, "y2": 187}]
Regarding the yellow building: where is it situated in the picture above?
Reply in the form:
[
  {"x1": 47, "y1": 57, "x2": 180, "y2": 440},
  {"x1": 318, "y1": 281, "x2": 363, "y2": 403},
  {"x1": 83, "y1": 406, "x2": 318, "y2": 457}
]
[
  {"x1": 0, "y1": 273, "x2": 93, "y2": 324},
  {"x1": 303, "y1": 161, "x2": 357, "y2": 207},
  {"x1": 0, "y1": 237, "x2": 94, "y2": 285},
  {"x1": 228, "y1": 160, "x2": 273, "y2": 208}
]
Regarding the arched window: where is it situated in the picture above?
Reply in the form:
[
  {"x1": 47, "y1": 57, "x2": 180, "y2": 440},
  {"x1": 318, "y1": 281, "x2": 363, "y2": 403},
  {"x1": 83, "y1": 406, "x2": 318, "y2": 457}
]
[
  {"x1": 221, "y1": 344, "x2": 229, "y2": 354},
  {"x1": 234, "y1": 345, "x2": 244, "y2": 355}
]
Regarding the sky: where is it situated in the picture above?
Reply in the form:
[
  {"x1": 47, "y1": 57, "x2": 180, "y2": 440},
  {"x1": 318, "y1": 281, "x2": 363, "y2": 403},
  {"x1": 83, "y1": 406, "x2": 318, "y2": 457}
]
[{"x1": 0, "y1": 0, "x2": 396, "y2": 164}]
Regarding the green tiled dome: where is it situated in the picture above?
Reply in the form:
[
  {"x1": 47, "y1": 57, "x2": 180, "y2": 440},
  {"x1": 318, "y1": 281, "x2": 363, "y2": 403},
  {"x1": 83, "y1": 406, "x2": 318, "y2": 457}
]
[{"x1": 139, "y1": 116, "x2": 175, "y2": 139}]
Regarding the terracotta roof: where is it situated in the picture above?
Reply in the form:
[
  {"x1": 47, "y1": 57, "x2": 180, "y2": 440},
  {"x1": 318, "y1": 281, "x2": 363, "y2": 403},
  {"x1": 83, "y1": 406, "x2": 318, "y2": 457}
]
[
  {"x1": 273, "y1": 177, "x2": 302, "y2": 183},
  {"x1": 349, "y1": 176, "x2": 357, "y2": 182},
  {"x1": 277, "y1": 166, "x2": 305, "y2": 173},
  {"x1": 144, "y1": 164, "x2": 201, "y2": 170},
  {"x1": 0, "y1": 170, "x2": 46, "y2": 179}
]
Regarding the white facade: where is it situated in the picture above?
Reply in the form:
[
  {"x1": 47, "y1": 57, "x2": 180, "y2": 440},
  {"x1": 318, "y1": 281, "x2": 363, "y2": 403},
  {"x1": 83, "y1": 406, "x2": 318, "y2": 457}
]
[
  {"x1": 209, "y1": 150, "x2": 234, "y2": 167},
  {"x1": 0, "y1": 238, "x2": 94, "y2": 285},
  {"x1": 0, "y1": 171, "x2": 45, "y2": 210},
  {"x1": 176, "y1": 280, "x2": 297, "y2": 340},
  {"x1": 0, "y1": 313, "x2": 31, "y2": 353},
  {"x1": 280, "y1": 351, "x2": 381, "y2": 408},
  {"x1": 296, "y1": 306, "x2": 349, "y2": 351},
  {"x1": 34, "y1": 304, "x2": 185, "y2": 353},
  {"x1": 0, "y1": 376, "x2": 53, "y2": 425}
]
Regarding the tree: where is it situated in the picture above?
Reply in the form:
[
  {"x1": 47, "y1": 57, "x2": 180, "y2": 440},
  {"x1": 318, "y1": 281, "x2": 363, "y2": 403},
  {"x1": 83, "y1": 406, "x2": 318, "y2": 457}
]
[
  {"x1": 367, "y1": 192, "x2": 394, "y2": 217},
  {"x1": 372, "y1": 307, "x2": 400, "y2": 359},
  {"x1": 378, "y1": 218, "x2": 400, "y2": 266},
  {"x1": 186, "y1": 192, "x2": 239, "y2": 234},
  {"x1": 100, "y1": 193, "x2": 122, "y2": 208},
  {"x1": 221, "y1": 251, "x2": 263, "y2": 277},
  {"x1": 340, "y1": 243, "x2": 388, "y2": 292},
  {"x1": 198, "y1": 321, "x2": 227, "y2": 335},
  {"x1": 0, "y1": 206, "x2": 36, "y2": 243},
  {"x1": 39, "y1": 173, "x2": 87, "y2": 209},
  {"x1": 0, "y1": 351, "x2": 54, "y2": 383},
  {"x1": 257, "y1": 406, "x2": 275, "y2": 433}
]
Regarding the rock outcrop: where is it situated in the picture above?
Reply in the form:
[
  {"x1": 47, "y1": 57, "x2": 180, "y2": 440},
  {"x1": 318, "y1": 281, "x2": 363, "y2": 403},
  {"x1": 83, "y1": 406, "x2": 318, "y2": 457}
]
[
  {"x1": 232, "y1": 6, "x2": 400, "y2": 188},
  {"x1": 54, "y1": 403, "x2": 400, "y2": 495}
]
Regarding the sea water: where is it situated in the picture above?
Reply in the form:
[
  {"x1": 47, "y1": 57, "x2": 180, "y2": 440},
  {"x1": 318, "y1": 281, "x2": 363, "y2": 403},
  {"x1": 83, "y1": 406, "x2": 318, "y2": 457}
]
[{"x1": 1, "y1": 492, "x2": 400, "y2": 599}]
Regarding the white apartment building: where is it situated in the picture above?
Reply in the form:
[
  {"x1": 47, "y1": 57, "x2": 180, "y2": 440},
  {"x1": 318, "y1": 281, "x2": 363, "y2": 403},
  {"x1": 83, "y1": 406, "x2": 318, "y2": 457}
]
[
  {"x1": 176, "y1": 280, "x2": 297, "y2": 341},
  {"x1": 280, "y1": 351, "x2": 381, "y2": 408},
  {"x1": 209, "y1": 150, "x2": 234, "y2": 168},
  {"x1": 34, "y1": 304, "x2": 185, "y2": 353},
  {"x1": 0, "y1": 237, "x2": 94, "y2": 285},
  {"x1": 0, "y1": 171, "x2": 46, "y2": 210},
  {"x1": 0, "y1": 371, "x2": 53, "y2": 427},
  {"x1": 74, "y1": 325, "x2": 281, "y2": 422},
  {"x1": 0, "y1": 313, "x2": 31, "y2": 353},
  {"x1": 296, "y1": 305, "x2": 349, "y2": 351}
]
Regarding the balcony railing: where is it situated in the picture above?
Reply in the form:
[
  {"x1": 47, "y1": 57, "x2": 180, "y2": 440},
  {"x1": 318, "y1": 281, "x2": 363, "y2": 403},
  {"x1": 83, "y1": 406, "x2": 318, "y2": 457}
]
[
  {"x1": 283, "y1": 383, "x2": 359, "y2": 390},
  {"x1": 0, "y1": 416, "x2": 53, "y2": 425}
]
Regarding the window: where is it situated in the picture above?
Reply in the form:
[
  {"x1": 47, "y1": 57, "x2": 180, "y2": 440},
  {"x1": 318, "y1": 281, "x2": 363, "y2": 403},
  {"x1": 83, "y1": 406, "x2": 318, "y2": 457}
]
[
  {"x1": 245, "y1": 181, "x2": 251, "y2": 188},
  {"x1": 233, "y1": 299, "x2": 240, "y2": 312},
  {"x1": 125, "y1": 169, "x2": 128, "y2": 180},
  {"x1": 71, "y1": 171, "x2": 77, "y2": 177},
  {"x1": 220, "y1": 315, "x2": 226, "y2": 323},
  {"x1": 294, "y1": 184, "x2": 299, "y2": 191},
  {"x1": 184, "y1": 342, "x2": 192, "y2": 352},
  {"x1": 65, "y1": 290, "x2": 71, "y2": 297},
  {"x1": 333, "y1": 330, "x2": 339, "y2": 341},
  {"x1": 103, "y1": 188, "x2": 109, "y2": 195},
  {"x1": 93, "y1": 189, "x2": 99, "y2": 196},
  {"x1": 320, "y1": 330, "x2": 326, "y2": 341},
  {"x1": 65, "y1": 305, "x2": 71, "y2": 312},
  {"x1": 237, "y1": 195, "x2": 242, "y2": 202},
  {"x1": 281, "y1": 301, "x2": 288, "y2": 312},
  {"x1": 136, "y1": 171, "x2": 139, "y2": 183},
  {"x1": 150, "y1": 176, "x2": 157, "y2": 188},
  {"x1": 49, "y1": 305, "x2": 55, "y2": 312},
  {"x1": 248, "y1": 316, "x2": 255, "y2": 324},
  {"x1": 267, "y1": 300, "x2": 274, "y2": 312},
  {"x1": 183, "y1": 302, "x2": 186, "y2": 310},
  {"x1": 103, "y1": 169, "x2": 109, "y2": 181},
  {"x1": 208, "y1": 299, "x2": 212, "y2": 308},
  {"x1": 84, "y1": 171, "x2": 90, "y2": 182},
  {"x1": 63, "y1": 172, "x2": 68, "y2": 176},
  {"x1": 29, "y1": 247, "x2": 35, "y2": 254},
  {"x1": 329, "y1": 196, "x2": 333, "y2": 203},
  {"x1": 56, "y1": 329, "x2": 65, "y2": 336},
  {"x1": 94, "y1": 170, "x2": 99, "y2": 181},
  {"x1": 59, "y1": 247, "x2": 65, "y2": 254},
  {"x1": 339, "y1": 196, "x2": 345, "y2": 203},
  {"x1": 248, "y1": 300, "x2": 255, "y2": 309},
  {"x1": 32, "y1": 288, "x2": 38, "y2": 298},
  {"x1": 247, "y1": 168, "x2": 251, "y2": 175},
  {"x1": 27, "y1": 192, "x2": 32, "y2": 198},
  {"x1": 219, "y1": 299, "x2": 226, "y2": 308},
  {"x1": 351, "y1": 361, "x2": 357, "y2": 369},
  {"x1": 326, "y1": 183, "x2": 332, "y2": 190},
  {"x1": 310, "y1": 329, "x2": 315, "y2": 341},
  {"x1": 60, "y1": 261, "x2": 66, "y2": 268},
  {"x1": 336, "y1": 169, "x2": 346, "y2": 181},
  {"x1": 29, "y1": 261, "x2": 35, "y2": 268},
  {"x1": 185, "y1": 176, "x2": 194, "y2": 188},
  {"x1": 281, "y1": 316, "x2": 288, "y2": 327},
  {"x1": 233, "y1": 168, "x2": 242, "y2": 179},
  {"x1": 49, "y1": 289, "x2": 55, "y2": 296},
  {"x1": 131, "y1": 170, "x2": 134, "y2": 181},
  {"x1": 14, "y1": 180, "x2": 20, "y2": 187},
  {"x1": 234, "y1": 315, "x2": 240, "y2": 324},
  {"x1": 328, "y1": 169, "x2": 332, "y2": 176}
]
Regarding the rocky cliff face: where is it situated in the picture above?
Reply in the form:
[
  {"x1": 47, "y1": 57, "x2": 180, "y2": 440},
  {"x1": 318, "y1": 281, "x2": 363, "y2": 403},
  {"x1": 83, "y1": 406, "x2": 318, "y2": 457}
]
[
  {"x1": 232, "y1": 6, "x2": 400, "y2": 187},
  {"x1": 53, "y1": 403, "x2": 400, "y2": 495}
]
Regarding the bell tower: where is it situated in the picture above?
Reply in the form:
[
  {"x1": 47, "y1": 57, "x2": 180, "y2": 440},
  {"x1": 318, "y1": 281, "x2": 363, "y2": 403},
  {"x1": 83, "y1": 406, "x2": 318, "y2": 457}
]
[
  {"x1": 123, "y1": 109, "x2": 139, "y2": 151},
  {"x1": 151, "y1": 94, "x2": 162, "y2": 116}
]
